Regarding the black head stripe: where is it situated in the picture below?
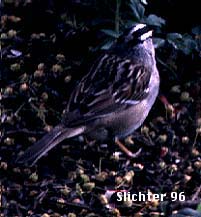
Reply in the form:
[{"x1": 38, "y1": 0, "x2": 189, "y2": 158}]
[
  {"x1": 116, "y1": 24, "x2": 152, "y2": 46},
  {"x1": 131, "y1": 25, "x2": 152, "y2": 41}
]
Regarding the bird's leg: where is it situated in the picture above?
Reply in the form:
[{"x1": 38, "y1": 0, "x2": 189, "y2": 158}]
[{"x1": 115, "y1": 138, "x2": 142, "y2": 158}]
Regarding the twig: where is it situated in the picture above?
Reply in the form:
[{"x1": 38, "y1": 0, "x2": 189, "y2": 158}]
[{"x1": 192, "y1": 185, "x2": 201, "y2": 201}]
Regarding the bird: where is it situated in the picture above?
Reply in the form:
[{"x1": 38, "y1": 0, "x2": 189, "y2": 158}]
[{"x1": 16, "y1": 23, "x2": 160, "y2": 166}]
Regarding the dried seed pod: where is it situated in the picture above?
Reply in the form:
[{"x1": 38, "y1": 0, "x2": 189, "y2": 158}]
[
  {"x1": 23, "y1": 168, "x2": 31, "y2": 175},
  {"x1": 56, "y1": 54, "x2": 66, "y2": 62},
  {"x1": 155, "y1": 116, "x2": 165, "y2": 124},
  {"x1": 115, "y1": 176, "x2": 123, "y2": 185},
  {"x1": 191, "y1": 148, "x2": 199, "y2": 156},
  {"x1": 57, "y1": 198, "x2": 65, "y2": 203},
  {"x1": 133, "y1": 163, "x2": 144, "y2": 170},
  {"x1": 39, "y1": 33, "x2": 46, "y2": 38},
  {"x1": 44, "y1": 125, "x2": 53, "y2": 132},
  {"x1": 72, "y1": 198, "x2": 81, "y2": 204},
  {"x1": 123, "y1": 170, "x2": 135, "y2": 183},
  {"x1": 183, "y1": 174, "x2": 191, "y2": 183},
  {"x1": 170, "y1": 85, "x2": 181, "y2": 93},
  {"x1": 169, "y1": 164, "x2": 178, "y2": 172},
  {"x1": 134, "y1": 212, "x2": 143, "y2": 217},
  {"x1": 28, "y1": 137, "x2": 36, "y2": 143},
  {"x1": 0, "y1": 162, "x2": 8, "y2": 170},
  {"x1": 37, "y1": 63, "x2": 45, "y2": 70},
  {"x1": 10, "y1": 63, "x2": 20, "y2": 72},
  {"x1": 76, "y1": 168, "x2": 84, "y2": 176},
  {"x1": 181, "y1": 136, "x2": 189, "y2": 144},
  {"x1": 1, "y1": 33, "x2": 7, "y2": 39},
  {"x1": 185, "y1": 166, "x2": 194, "y2": 174},
  {"x1": 150, "y1": 199, "x2": 159, "y2": 208},
  {"x1": 149, "y1": 131, "x2": 156, "y2": 139},
  {"x1": 194, "y1": 161, "x2": 201, "y2": 169},
  {"x1": 60, "y1": 186, "x2": 70, "y2": 196},
  {"x1": 99, "y1": 194, "x2": 108, "y2": 205},
  {"x1": 197, "y1": 118, "x2": 201, "y2": 127},
  {"x1": 4, "y1": 86, "x2": 13, "y2": 95},
  {"x1": 29, "y1": 190, "x2": 38, "y2": 197},
  {"x1": 34, "y1": 69, "x2": 44, "y2": 78},
  {"x1": 4, "y1": 137, "x2": 14, "y2": 145},
  {"x1": 160, "y1": 146, "x2": 168, "y2": 157},
  {"x1": 80, "y1": 174, "x2": 90, "y2": 183},
  {"x1": 57, "y1": 198, "x2": 65, "y2": 208},
  {"x1": 20, "y1": 83, "x2": 28, "y2": 92},
  {"x1": 125, "y1": 136, "x2": 134, "y2": 144},
  {"x1": 5, "y1": 115, "x2": 14, "y2": 125},
  {"x1": 111, "y1": 152, "x2": 121, "y2": 161},
  {"x1": 67, "y1": 213, "x2": 76, "y2": 217},
  {"x1": 158, "y1": 134, "x2": 167, "y2": 143},
  {"x1": 96, "y1": 171, "x2": 108, "y2": 182},
  {"x1": 64, "y1": 75, "x2": 72, "y2": 83},
  {"x1": 196, "y1": 127, "x2": 201, "y2": 135},
  {"x1": 180, "y1": 91, "x2": 191, "y2": 102},
  {"x1": 51, "y1": 213, "x2": 60, "y2": 217},
  {"x1": 166, "y1": 104, "x2": 175, "y2": 118},
  {"x1": 52, "y1": 64, "x2": 63, "y2": 73},
  {"x1": 123, "y1": 198, "x2": 133, "y2": 207},
  {"x1": 110, "y1": 208, "x2": 121, "y2": 217},
  {"x1": 20, "y1": 73, "x2": 28, "y2": 82},
  {"x1": 141, "y1": 126, "x2": 149, "y2": 134},
  {"x1": 13, "y1": 167, "x2": 21, "y2": 173},
  {"x1": 82, "y1": 182, "x2": 95, "y2": 192},
  {"x1": 29, "y1": 172, "x2": 38, "y2": 182},
  {"x1": 41, "y1": 92, "x2": 48, "y2": 101},
  {"x1": 109, "y1": 171, "x2": 117, "y2": 176},
  {"x1": 8, "y1": 15, "x2": 21, "y2": 23},
  {"x1": 68, "y1": 171, "x2": 77, "y2": 181},
  {"x1": 41, "y1": 214, "x2": 50, "y2": 217},
  {"x1": 7, "y1": 29, "x2": 17, "y2": 38},
  {"x1": 31, "y1": 33, "x2": 40, "y2": 39},
  {"x1": 75, "y1": 183, "x2": 83, "y2": 195},
  {"x1": 159, "y1": 161, "x2": 166, "y2": 169}
]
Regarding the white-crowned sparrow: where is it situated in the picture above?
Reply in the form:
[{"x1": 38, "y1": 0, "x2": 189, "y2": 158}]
[{"x1": 17, "y1": 24, "x2": 160, "y2": 166}]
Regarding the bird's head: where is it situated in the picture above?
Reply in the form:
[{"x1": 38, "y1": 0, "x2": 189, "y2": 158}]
[
  {"x1": 115, "y1": 23, "x2": 155, "y2": 58},
  {"x1": 119, "y1": 24, "x2": 152, "y2": 44},
  {"x1": 117, "y1": 24, "x2": 153, "y2": 48}
]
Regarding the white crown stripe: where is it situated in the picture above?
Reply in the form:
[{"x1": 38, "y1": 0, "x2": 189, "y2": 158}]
[
  {"x1": 130, "y1": 24, "x2": 146, "y2": 34},
  {"x1": 140, "y1": 30, "x2": 153, "y2": 41}
]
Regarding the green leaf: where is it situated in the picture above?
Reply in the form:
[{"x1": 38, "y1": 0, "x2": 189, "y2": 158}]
[
  {"x1": 182, "y1": 35, "x2": 197, "y2": 55},
  {"x1": 192, "y1": 26, "x2": 201, "y2": 35},
  {"x1": 167, "y1": 33, "x2": 197, "y2": 55},
  {"x1": 101, "y1": 39, "x2": 115, "y2": 50},
  {"x1": 101, "y1": 29, "x2": 120, "y2": 38},
  {"x1": 129, "y1": 0, "x2": 145, "y2": 21},
  {"x1": 153, "y1": 37, "x2": 165, "y2": 49},
  {"x1": 197, "y1": 203, "x2": 201, "y2": 212},
  {"x1": 146, "y1": 14, "x2": 166, "y2": 27},
  {"x1": 167, "y1": 33, "x2": 182, "y2": 40}
]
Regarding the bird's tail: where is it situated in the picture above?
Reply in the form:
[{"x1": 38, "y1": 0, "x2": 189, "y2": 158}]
[{"x1": 16, "y1": 124, "x2": 86, "y2": 166}]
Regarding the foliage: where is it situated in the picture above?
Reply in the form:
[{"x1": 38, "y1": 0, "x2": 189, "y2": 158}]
[{"x1": 1, "y1": 1, "x2": 201, "y2": 216}]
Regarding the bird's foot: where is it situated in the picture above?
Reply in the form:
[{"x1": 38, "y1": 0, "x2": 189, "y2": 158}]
[{"x1": 115, "y1": 138, "x2": 142, "y2": 158}]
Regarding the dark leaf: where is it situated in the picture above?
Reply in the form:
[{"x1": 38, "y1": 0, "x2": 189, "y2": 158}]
[
  {"x1": 129, "y1": 0, "x2": 145, "y2": 21},
  {"x1": 153, "y1": 37, "x2": 165, "y2": 49},
  {"x1": 146, "y1": 14, "x2": 166, "y2": 27},
  {"x1": 101, "y1": 29, "x2": 120, "y2": 38},
  {"x1": 192, "y1": 26, "x2": 201, "y2": 35}
]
